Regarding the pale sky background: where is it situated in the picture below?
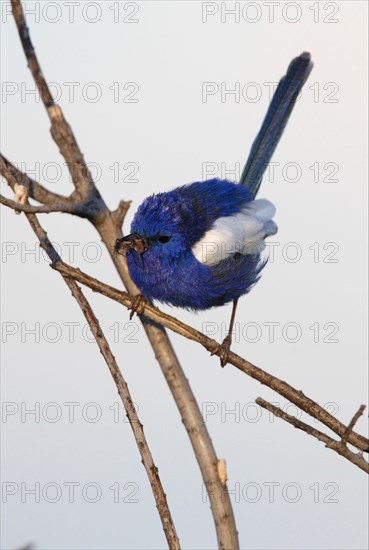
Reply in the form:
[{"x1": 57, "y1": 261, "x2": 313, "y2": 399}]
[{"x1": 1, "y1": 1, "x2": 368, "y2": 549}]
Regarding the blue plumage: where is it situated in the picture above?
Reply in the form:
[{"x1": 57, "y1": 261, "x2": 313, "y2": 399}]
[
  {"x1": 241, "y1": 52, "x2": 312, "y2": 196},
  {"x1": 115, "y1": 53, "x2": 312, "y2": 363},
  {"x1": 126, "y1": 179, "x2": 261, "y2": 310}
]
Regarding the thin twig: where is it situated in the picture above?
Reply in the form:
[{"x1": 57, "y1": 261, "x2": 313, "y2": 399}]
[
  {"x1": 46, "y1": 259, "x2": 369, "y2": 458},
  {"x1": 0, "y1": 193, "x2": 81, "y2": 214},
  {"x1": 112, "y1": 199, "x2": 132, "y2": 228},
  {"x1": 1, "y1": 154, "x2": 71, "y2": 205},
  {"x1": 256, "y1": 398, "x2": 369, "y2": 474},
  {"x1": 341, "y1": 405, "x2": 366, "y2": 446},
  {"x1": 11, "y1": 0, "x2": 96, "y2": 200},
  {"x1": 65, "y1": 282, "x2": 181, "y2": 549}
]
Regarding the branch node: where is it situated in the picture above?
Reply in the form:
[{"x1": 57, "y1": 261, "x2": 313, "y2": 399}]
[
  {"x1": 341, "y1": 404, "x2": 366, "y2": 447},
  {"x1": 48, "y1": 104, "x2": 62, "y2": 121},
  {"x1": 217, "y1": 459, "x2": 227, "y2": 486},
  {"x1": 112, "y1": 199, "x2": 131, "y2": 227},
  {"x1": 13, "y1": 175, "x2": 29, "y2": 215},
  {"x1": 256, "y1": 397, "x2": 369, "y2": 474}
]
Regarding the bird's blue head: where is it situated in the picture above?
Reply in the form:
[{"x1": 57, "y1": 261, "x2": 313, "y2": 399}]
[{"x1": 114, "y1": 188, "x2": 206, "y2": 262}]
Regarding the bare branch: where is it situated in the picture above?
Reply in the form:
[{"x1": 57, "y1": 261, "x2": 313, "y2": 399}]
[
  {"x1": 9, "y1": 11, "x2": 233, "y2": 529},
  {"x1": 2, "y1": 162, "x2": 241, "y2": 549},
  {"x1": 2, "y1": 146, "x2": 239, "y2": 549},
  {"x1": 11, "y1": 0, "x2": 96, "y2": 199},
  {"x1": 10, "y1": 4, "x2": 242, "y2": 546},
  {"x1": 0, "y1": 193, "x2": 81, "y2": 214},
  {"x1": 1, "y1": 167, "x2": 241, "y2": 550},
  {"x1": 1, "y1": 154, "x2": 72, "y2": 205},
  {"x1": 94, "y1": 223, "x2": 241, "y2": 550},
  {"x1": 256, "y1": 398, "x2": 369, "y2": 474},
  {"x1": 2, "y1": 162, "x2": 180, "y2": 547},
  {"x1": 50, "y1": 260, "x2": 369, "y2": 457},
  {"x1": 66, "y1": 282, "x2": 181, "y2": 549},
  {"x1": 0, "y1": 156, "x2": 110, "y2": 222}
]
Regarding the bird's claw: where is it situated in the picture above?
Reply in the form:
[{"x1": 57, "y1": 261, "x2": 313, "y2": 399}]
[
  {"x1": 129, "y1": 294, "x2": 146, "y2": 319},
  {"x1": 211, "y1": 335, "x2": 232, "y2": 368}
]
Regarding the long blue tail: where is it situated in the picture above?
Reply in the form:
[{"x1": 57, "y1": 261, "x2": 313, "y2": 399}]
[{"x1": 240, "y1": 52, "x2": 313, "y2": 197}]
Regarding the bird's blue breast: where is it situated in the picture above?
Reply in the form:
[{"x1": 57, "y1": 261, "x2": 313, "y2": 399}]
[{"x1": 126, "y1": 246, "x2": 263, "y2": 310}]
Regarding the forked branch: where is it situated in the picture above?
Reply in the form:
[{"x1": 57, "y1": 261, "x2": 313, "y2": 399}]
[
  {"x1": 256, "y1": 399, "x2": 368, "y2": 473},
  {"x1": 2, "y1": 165, "x2": 180, "y2": 548},
  {"x1": 5, "y1": 2, "x2": 240, "y2": 547}
]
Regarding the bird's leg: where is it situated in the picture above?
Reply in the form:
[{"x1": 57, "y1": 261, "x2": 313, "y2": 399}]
[
  {"x1": 211, "y1": 299, "x2": 238, "y2": 367},
  {"x1": 129, "y1": 293, "x2": 147, "y2": 319}
]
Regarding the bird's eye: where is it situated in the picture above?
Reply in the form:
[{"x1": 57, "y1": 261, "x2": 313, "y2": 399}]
[{"x1": 157, "y1": 235, "x2": 171, "y2": 244}]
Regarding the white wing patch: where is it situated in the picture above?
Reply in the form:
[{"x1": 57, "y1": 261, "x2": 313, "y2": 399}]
[{"x1": 191, "y1": 199, "x2": 277, "y2": 266}]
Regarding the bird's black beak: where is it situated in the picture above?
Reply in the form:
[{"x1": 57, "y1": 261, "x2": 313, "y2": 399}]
[{"x1": 114, "y1": 233, "x2": 151, "y2": 257}]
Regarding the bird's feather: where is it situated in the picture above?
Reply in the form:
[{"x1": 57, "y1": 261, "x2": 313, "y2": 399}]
[
  {"x1": 240, "y1": 52, "x2": 313, "y2": 197},
  {"x1": 191, "y1": 199, "x2": 277, "y2": 266}
]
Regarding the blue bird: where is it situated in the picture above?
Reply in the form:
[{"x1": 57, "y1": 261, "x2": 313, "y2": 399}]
[{"x1": 115, "y1": 52, "x2": 313, "y2": 366}]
